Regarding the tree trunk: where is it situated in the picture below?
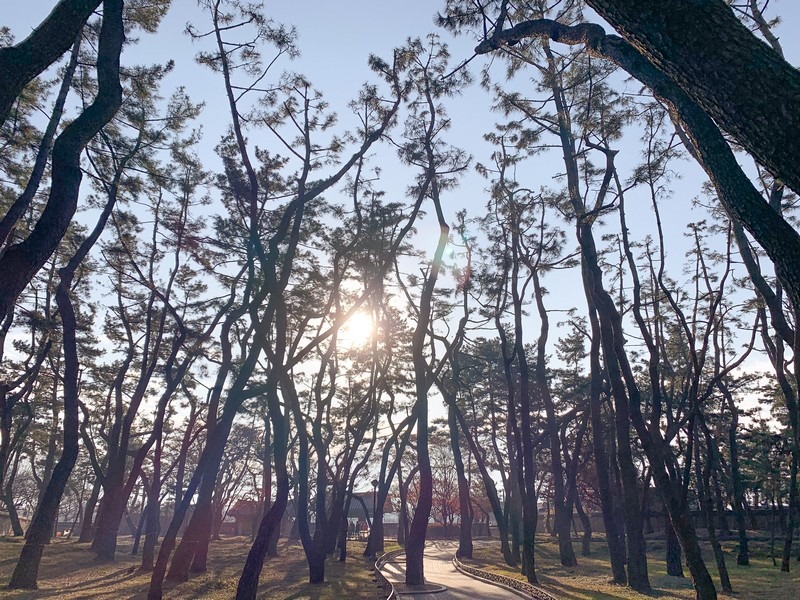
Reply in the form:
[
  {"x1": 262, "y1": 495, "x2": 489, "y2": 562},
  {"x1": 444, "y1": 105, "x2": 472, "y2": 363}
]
[
  {"x1": 8, "y1": 270, "x2": 80, "y2": 588},
  {"x1": 532, "y1": 271, "x2": 576, "y2": 567},
  {"x1": 141, "y1": 440, "x2": 163, "y2": 571},
  {"x1": 451, "y1": 396, "x2": 513, "y2": 564},
  {"x1": 0, "y1": 0, "x2": 102, "y2": 127},
  {"x1": 0, "y1": 0, "x2": 123, "y2": 321},
  {"x1": 404, "y1": 178, "x2": 450, "y2": 586},
  {"x1": 131, "y1": 499, "x2": 147, "y2": 556},
  {"x1": 92, "y1": 476, "x2": 127, "y2": 560},
  {"x1": 447, "y1": 402, "x2": 473, "y2": 558},
  {"x1": 782, "y1": 448, "x2": 799, "y2": 572},
  {"x1": 587, "y1": 295, "x2": 627, "y2": 584},
  {"x1": 585, "y1": 0, "x2": 800, "y2": 195},
  {"x1": 235, "y1": 383, "x2": 289, "y2": 600},
  {"x1": 697, "y1": 424, "x2": 732, "y2": 592},
  {"x1": 665, "y1": 514, "x2": 684, "y2": 578},
  {"x1": 78, "y1": 476, "x2": 102, "y2": 542},
  {"x1": 3, "y1": 490, "x2": 24, "y2": 536},
  {"x1": 574, "y1": 495, "x2": 592, "y2": 556}
]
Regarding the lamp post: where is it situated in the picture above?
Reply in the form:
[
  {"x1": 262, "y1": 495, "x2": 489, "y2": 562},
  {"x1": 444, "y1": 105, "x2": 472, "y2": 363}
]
[
  {"x1": 371, "y1": 478, "x2": 379, "y2": 523},
  {"x1": 369, "y1": 479, "x2": 380, "y2": 559}
]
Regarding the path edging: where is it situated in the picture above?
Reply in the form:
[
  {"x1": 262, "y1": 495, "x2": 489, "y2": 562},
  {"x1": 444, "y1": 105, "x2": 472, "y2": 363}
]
[
  {"x1": 375, "y1": 548, "x2": 405, "y2": 600},
  {"x1": 452, "y1": 552, "x2": 558, "y2": 600}
]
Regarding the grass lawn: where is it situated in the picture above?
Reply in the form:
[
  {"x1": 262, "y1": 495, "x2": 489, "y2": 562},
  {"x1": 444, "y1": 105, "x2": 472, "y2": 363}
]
[
  {"x1": 463, "y1": 535, "x2": 800, "y2": 600},
  {"x1": 0, "y1": 536, "x2": 386, "y2": 599}
]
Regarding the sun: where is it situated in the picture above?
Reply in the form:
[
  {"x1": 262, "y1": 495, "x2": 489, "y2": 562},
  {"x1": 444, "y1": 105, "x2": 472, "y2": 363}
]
[{"x1": 338, "y1": 310, "x2": 375, "y2": 348}]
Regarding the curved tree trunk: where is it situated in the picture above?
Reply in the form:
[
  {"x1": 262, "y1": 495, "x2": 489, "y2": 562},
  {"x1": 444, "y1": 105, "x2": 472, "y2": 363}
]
[
  {"x1": 0, "y1": 0, "x2": 101, "y2": 127},
  {"x1": 584, "y1": 0, "x2": 800, "y2": 195},
  {"x1": 0, "y1": 0, "x2": 123, "y2": 321},
  {"x1": 78, "y1": 476, "x2": 102, "y2": 542},
  {"x1": 235, "y1": 386, "x2": 289, "y2": 599},
  {"x1": 9, "y1": 264, "x2": 82, "y2": 587}
]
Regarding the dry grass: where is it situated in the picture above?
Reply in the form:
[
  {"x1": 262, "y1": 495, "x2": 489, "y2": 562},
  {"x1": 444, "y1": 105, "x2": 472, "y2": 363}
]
[
  {"x1": 0, "y1": 536, "x2": 386, "y2": 599},
  {"x1": 464, "y1": 535, "x2": 800, "y2": 600}
]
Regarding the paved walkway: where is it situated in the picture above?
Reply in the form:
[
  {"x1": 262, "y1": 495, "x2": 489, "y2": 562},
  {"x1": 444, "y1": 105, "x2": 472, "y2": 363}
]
[{"x1": 380, "y1": 541, "x2": 529, "y2": 600}]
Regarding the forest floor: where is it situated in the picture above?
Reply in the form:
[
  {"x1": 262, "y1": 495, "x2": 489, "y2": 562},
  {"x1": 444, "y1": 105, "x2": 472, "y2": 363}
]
[
  {"x1": 0, "y1": 536, "x2": 386, "y2": 599},
  {"x1": 464, "y1": 534, "x2": 800, "y2": 599}
]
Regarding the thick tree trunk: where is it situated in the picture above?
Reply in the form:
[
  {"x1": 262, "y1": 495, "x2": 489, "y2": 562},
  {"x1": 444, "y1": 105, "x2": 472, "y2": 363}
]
[
  {"x1": 92, "y1": 477, "x2": 127, "y2": 560},
  {"x1": 0, "y1": 0, "x2": 101, "y2": 127},
  {"x1": 0, "y1": 0, "x2": 123, "y2": 321},
  {"x1": 584, "y1": 0, "x2": 800, "y2": 195},
  {"x1": 665, "y1": 514, "x2": 684, "y2": 578}
]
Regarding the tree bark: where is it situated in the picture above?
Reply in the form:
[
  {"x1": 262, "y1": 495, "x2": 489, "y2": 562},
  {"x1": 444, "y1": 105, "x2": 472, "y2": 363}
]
[
  {"x1": 447, "y1": 401, "x2": 473, "y2": 558},
  {"x1": 665, "y1": 512, "x2": 685, "y2": 578},
  {"x1": 584, "y1": 0, "x2": 800, "y2": 195},
  {"x1": 476, "y1": 18, "x2": 800, "y2": 328},
  {"x1": 8, "y1": 269, "x2": 80, "y2": 588},
  {"x1": 587, "y1": 315, "x2": 627, "y2": 583},
  {"x1": 532, "y1": 271, "x2": 576, "y2": 567},
  {"x1": 0, "y1": 0, "x2": 123, "y2": 321},
  {"x1": 235, "y1": 383, "x2": 289, "y2": 600},
  {"x1": 0, "y1": 0, "x2": 101, "y2": 127},
  {"x1": 78, "y1": 475, "x2": 102, "y2": 542}
]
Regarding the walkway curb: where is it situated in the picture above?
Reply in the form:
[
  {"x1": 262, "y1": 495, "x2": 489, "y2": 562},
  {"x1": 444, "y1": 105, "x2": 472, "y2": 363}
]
[
  {"x1": 375, "y1": 548, "x2": 405, "y2": 599},
  {"x1": 452, "y1": 553, "x2": 559, "y2": 600}
]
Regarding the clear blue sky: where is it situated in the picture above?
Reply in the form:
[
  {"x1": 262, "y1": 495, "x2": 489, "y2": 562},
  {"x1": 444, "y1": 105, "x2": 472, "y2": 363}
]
[{"x1": 7, "y1": 1, "x2": 800, "y2": 360}]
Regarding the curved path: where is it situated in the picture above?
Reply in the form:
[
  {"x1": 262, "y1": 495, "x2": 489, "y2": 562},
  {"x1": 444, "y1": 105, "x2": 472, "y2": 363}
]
[{"x1": 380, "y1": 541, "x2": 529, "y2": 600}]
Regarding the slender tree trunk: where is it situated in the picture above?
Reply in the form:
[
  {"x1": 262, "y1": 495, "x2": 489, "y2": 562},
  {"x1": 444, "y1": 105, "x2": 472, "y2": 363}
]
[
  {"x1": 587, "y1": 309, "x2": 627, "y2": 584},
  {"x1": 404, "y1": 176, "x2": 449, "y2": 586},
  {"x1": 131, "y1": 496, "x2": 147, "y2": 556},
  {"x1": 3, "y1": 491, "x2": 24, "y2": 536},
  {"x1": 78, "y1": 476, "x2": 102, "y2": 543},
  {"x1": 451, "y1": 396, "x2": 513, "y2": 564},
  {"x1": 782, "y1": 448, "x2": 799, "y2": 572},
  {"x1": 235, "y1": 383, "x2": 289, "y2": 600},
  {"x1": 141, "y1": 437, "x2": 163, "y2": 571},
  {"x1": 574, "y1": 495, "x2": 592, "y2": 556},
  {"x1": 697, "y1": 424, "x2": 732, "y2": 592},
  {"x1": 448, "y1": 402, "x2": 473, "y2": 558},
  {"x1": 8, "y1": 271, "x2": 80, "y2": 588}
]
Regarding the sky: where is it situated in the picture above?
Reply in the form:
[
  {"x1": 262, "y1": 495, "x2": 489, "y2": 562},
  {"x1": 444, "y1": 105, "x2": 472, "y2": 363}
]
[
  {"x1": 8, "y1": 1, "x2": 800, "y2": 234},
  {"x1": 6, "y1": 0, "x2": 800, "y2": 382}
]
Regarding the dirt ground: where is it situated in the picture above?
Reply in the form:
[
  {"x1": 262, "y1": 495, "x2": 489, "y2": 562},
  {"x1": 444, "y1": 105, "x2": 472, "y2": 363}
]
[
  {"x1": 0, "y1": 536, "x2": 387, "y2": 599},
  {"x1": 464, "y1": 535, "x2": 800, "y2": 600}
]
